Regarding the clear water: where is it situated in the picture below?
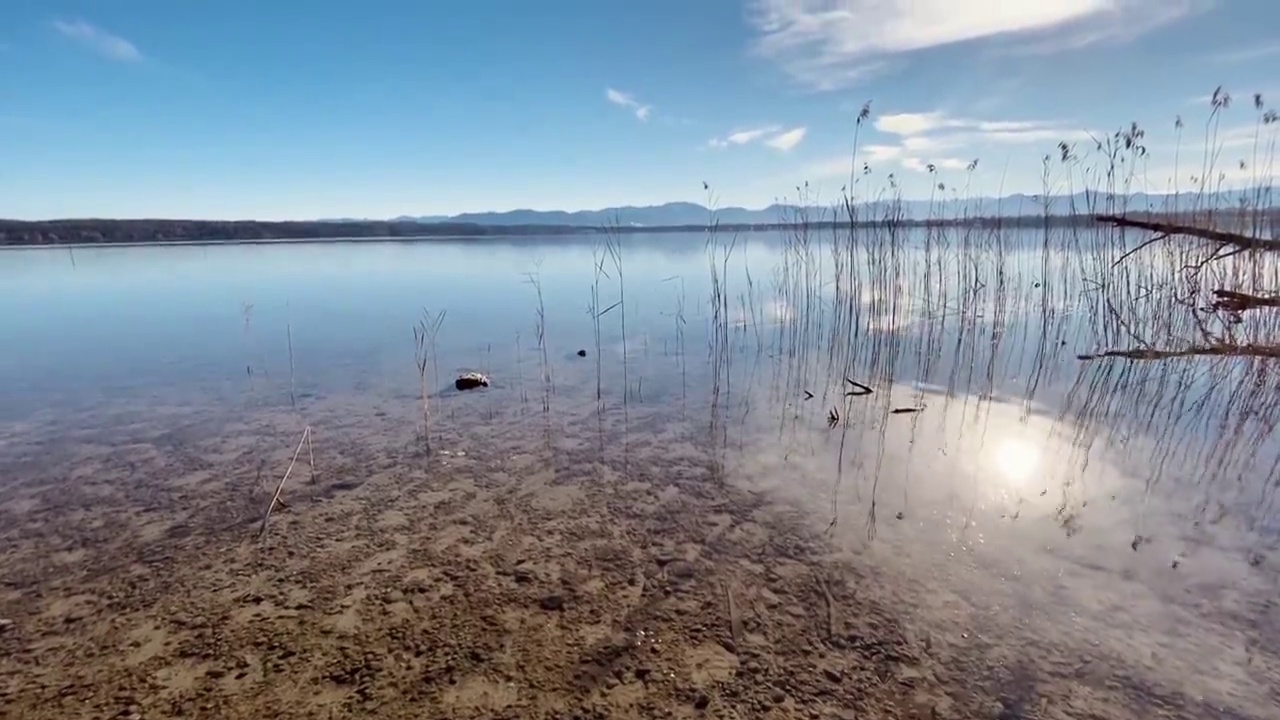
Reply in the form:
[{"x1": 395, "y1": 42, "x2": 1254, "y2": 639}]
[{"x1": 2, "y1": 230, "x2": 1278, "y2": 717}]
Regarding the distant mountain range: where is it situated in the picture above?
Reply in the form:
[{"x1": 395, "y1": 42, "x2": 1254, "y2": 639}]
[{"x1": 321, "y1": 190, "x2": 1272, "y2": 227}]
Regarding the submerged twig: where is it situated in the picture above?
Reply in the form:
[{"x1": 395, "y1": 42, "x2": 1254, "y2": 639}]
[
  {"x1": 258, "y1": 426, "x2": 312, "y2": 538},
  {"x1": 843, "y1": 378, "x2": 874, "y2": 396}
]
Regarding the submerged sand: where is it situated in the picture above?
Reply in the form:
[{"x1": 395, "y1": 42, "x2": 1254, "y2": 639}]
[{"x1": 0, "y1": 373, "x2": 1275, "y2": 719}]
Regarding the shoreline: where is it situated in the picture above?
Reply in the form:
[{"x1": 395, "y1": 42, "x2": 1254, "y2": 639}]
[{"x1": 4, "y1": 207, "x2": 1275, "y2": 249}]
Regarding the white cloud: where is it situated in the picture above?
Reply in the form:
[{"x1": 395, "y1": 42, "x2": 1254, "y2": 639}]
[
  {"x1": 605, "y1": 87, "x2": 651, "y2": 122},
  {"x1": 765, "y1": 126, "x2": 807, "y2": 151},
  {"x1": 53, "y1": 19, "x2": 141, "y2": 62},
  {"x1": 903, "y1": 157, "x2": 971, "y2": 173},
  {"x1": 864, "y1": 144, "x2": 903, "y2": 162},
  {"x1": 809, "y1": 110, "x2": 1086, "y2": 176},
  {"x1": 1211, "y1": 41, "x2": 1280, "y2": 64},
  {"x1": 727, "y1": 126, "x2": 779, "y2": 144},
  {"x1": 875, "y1": 112, "x2": 955, "y2": 136},
  {"x1": 747, "y1": 0, "x2": 1202, "y2": 90},
  {"x1": 880, "y1": 111, "x2": 1085, "y2": 144},
  {"x1": 708, "y1": 125, "x2": 806, "y2": 151},
  {"x1": 1213, "y1": 123, "x2": 1280, "y2": 151}
]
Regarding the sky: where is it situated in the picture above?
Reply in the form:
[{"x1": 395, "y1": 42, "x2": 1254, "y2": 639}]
[{"x1": 1, "y1": 0, "x2": 1278, "y2": 220}]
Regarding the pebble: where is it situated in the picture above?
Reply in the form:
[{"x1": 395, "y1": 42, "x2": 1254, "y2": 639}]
[
  {"x1": 386, "y1": 590, "x2": 405, "y2": 604},
  {"x1": 666, "y1": 560, "x2": 696, "y2": 580},
  {"x1": 539, "y1": 594, "x2": 565, "y2": 611},
  {"x1": 769, "y1": 688, "x2": 786, "y2": 704},
  {"x1": 823, "y1": 667, "x2": 843, "y2": 683},
  {"x1": 0, "y1": 619, "x2": 13, "y2": 633},
  {"x1": 693, "y1": 691, "x2": 710, "y2": 710}
]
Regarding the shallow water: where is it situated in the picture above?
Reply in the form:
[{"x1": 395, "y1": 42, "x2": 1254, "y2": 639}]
[{"x1": 1, "y1": 229, "x2": 1278, "y2": 718}]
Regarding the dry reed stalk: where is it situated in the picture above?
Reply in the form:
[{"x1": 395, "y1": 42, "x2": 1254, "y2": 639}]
[
  {"x1": 286, "y1": 309, "x2": 297, "y2": 408},
  {"x1": 258, "y1": 425, "x2": 312, "y2": 538},
  {"x1": 413, "y1": 309, "x2": 446, "y2": 454},
  {"x1": 524, "y1": 271, "x2": 553, "y2": 413}
]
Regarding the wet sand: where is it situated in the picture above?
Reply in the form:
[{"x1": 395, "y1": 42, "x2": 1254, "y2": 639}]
[{"x1": 1, "y1": 368, "x2": 1275, "y2": 719}]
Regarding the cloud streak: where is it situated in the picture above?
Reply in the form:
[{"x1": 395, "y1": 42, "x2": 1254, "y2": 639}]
[
  {"x1": 748, "y1": 0, "x2": 1202, "y2": 91},
  {"x1": 709, "y1": 125, "x2": 780, "y2": 148},
  {"x1": 605, "y1": 87, "x2": 652, "y2": 121},
  {"x1": 809, "y1": 110, "x2": 1086, "y2": 176},
  {"x1": 708, "y1": 125, "x2": 806, "y2": 151},
  {"x1": 765, "y1": 127, "x2": 807, "y2": 151},
  {"x1": 1211, "y1": 41, "x2": 1280, "y2": 64},
  {"x1": 54, "y1": 19, "x2": 142, "y2": 62}
]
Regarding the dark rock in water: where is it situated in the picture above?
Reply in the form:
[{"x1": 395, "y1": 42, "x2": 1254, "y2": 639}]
[
  {"x1": 455, "y1": 372, "x2": 490, "y2": 391},
  {"x1": 576, "y1": 349, "x2": 587, "y2": 357}
]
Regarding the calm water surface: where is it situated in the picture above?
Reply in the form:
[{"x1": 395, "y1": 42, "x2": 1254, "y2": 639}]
[{"x1": 2, "y1": 230, "x2": 1278, "y2": 715}]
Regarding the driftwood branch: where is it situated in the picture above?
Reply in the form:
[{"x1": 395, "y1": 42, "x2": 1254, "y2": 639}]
[
  {"x1": 1096, "y1": 215, "x2": 1280, "y2": 253},
  {"x1": 258, "y1": 426, "x2": 312, "y2": 538},
  {"x1": 1077, "y1": 344, "x2": 1280, "y2": 361}
]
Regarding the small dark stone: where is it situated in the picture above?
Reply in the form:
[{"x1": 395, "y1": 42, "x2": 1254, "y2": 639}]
[
  {"x1": 512, "y1": 567, "x2": 536, "y2": 584},
  {"x1": 720, "y1": 638, "x2": 737, "y2": 654},
  {"x1": 769, "y1": 688, "x2": 786, "y2": 704},
  {"x1": 634, "y1": 666, "x2": 652, "y2": 680},
  {"x1": 454, "y1": 372, "x2": 490, "y2": 391},
  {"x1": 0, "y1": 619, "x2": 13, "y2": 634},
  {"x1": 693, "y1": 692, "x2": 710, "y2": 710},
  {"x1": 577, "y1": 349, "x2": 587, "y2": 357},
  {"x1": 539, "y1": 594, "x2": 565, "y2": 611},
  {"x1": 823, "y1": 667, "x2": 843, "y2": 683},
  {"x1": 205, "y1": 668, "x2": 227, "y2": 679}
]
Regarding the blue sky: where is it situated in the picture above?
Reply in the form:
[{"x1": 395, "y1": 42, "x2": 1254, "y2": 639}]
[{"x1": 1, "y1": 1, "x2": 1277, "y2": 220}]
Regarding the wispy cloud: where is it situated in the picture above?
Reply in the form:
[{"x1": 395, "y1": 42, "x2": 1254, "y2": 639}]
[
  {"x1": 605, "y1": 87, "x2": 651, "y2": 122},
  {"x1": 709, "y1": 125, "x2": 780, "y2": 148},
  {"x1": 765, "y1": 127, "x2": 807, "y2": 151},
  {"x1": 809, "y1": 110, "x2": 1086, "y2": 176},
  {"x1": 53, "y1": 19, "x2": 142, "y2": 62},
  {"x1": 748, "y1": 0, "x2": 1202, "y2": 91},
  {"x1": 877, "y1": 111, "x2": 1083, "y2": 144},
  {"x1": 1211, "y1": 41, "x2": 1280, "y2": 64},
  {"x1": 708, "y1": 125, "x2": 806, "y2": 151}
]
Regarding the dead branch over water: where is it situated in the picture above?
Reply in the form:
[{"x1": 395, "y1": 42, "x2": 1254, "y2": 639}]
[
  {"x1": 1097, "y1": 215, "x2": 1280, "y2": 253},
  {"x1": 1089, "y1": 212, "x2": 1280, "y2": 361},
  {"x1": 1212, "y1": 289, "x2": 1280, "y2": 313},
  {"x1": 1078, "y1": 344, "x2": 1280, "y2": 361}
]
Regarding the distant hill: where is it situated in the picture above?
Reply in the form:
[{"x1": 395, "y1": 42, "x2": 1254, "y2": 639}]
[
  {"x1": 372, "y1": 190, "x2": 1273, "y2": 227},
  {"x1": 3, "y1": 190, "x2": 1271, "y2": 247}
]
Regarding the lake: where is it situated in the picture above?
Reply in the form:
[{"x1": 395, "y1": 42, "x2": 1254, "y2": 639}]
[{"x1": 1, "y1": 228, "x2": 1277, "y2": 719}]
